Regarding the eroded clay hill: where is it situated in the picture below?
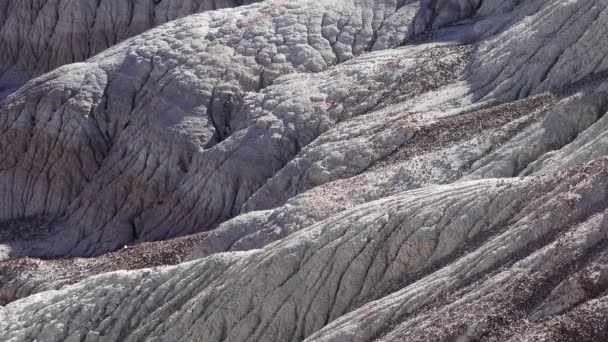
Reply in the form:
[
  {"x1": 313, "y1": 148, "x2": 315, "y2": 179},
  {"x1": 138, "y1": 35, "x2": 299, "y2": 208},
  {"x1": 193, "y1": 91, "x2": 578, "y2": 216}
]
[
  {"x1": 0, "y1": 0, "x2": 258, "y2": 99},
  {"x1": 2, "y1": 0, "x2": 608, "y2": 341}
]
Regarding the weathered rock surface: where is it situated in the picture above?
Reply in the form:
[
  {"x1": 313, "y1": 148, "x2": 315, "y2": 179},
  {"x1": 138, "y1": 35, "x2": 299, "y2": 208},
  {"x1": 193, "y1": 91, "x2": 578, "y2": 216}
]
[
  {"x1": 0, "y1": 0, "x2": 439, "y2": 259},
  {"x1": 3, "y1": 160, "x2": 608, "y2": 341},
  {"x1": 0, "y1": 0, "x2": 258, "y2": 99},
  {"x1": 2, "y1": 0, "x2": 608, "y2": 341}
]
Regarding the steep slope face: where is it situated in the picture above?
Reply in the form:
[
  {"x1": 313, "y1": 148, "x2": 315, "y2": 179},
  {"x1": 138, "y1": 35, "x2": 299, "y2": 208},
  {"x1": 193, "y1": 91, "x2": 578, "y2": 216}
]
[
  {"x1": 2, "y1": 160, "x2": 608, "y2": 341},
  {"x1": 185, "y1": 0, "x2": 608, "y2": 259},
  {"x1": 3, "y1": 0, "x2": 608, "y2": 341},
  {"x1": 3, "y1": 0, "x2": 586, "y2": 260},
  {"x1": 0, "y1": 0, "x2": 442, "y2": 259},
  {"x1": 0, "y1": 0, "x2": 258, "y2": 99}
]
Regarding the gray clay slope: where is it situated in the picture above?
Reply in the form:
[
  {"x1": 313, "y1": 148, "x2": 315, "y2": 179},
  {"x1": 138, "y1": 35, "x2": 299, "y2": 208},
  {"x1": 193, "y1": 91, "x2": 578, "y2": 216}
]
[{"x1": 2, "y1": 0, "x2": 608, "y2": 341}]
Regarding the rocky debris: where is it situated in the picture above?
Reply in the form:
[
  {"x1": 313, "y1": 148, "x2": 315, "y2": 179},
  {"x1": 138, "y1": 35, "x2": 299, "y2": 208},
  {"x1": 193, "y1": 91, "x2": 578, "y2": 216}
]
[
  {"x1": 241, "y1": 44, "x2": 475, "y2": 213},
  {"x1": 0, "y1": 216, "x2": 56, "y2": 243},
  {"x1": 373, "y1": 95, "x2": 555, "y2": 168},
  {"x1": 3, "y1": 159, "x2": 608, "y2": 341},
  {"x1": 186, "y1": 93, "x2": 558, "y2": 260},
  {"x1": 0, "y1": 0, "x2": 455, "y2": 259},
  {"x1": 0, "y1": 232, "x2": 207, "y2": 305},
  {"x1": 3, "y1": 0, "x2": 608, "y2": 341}
]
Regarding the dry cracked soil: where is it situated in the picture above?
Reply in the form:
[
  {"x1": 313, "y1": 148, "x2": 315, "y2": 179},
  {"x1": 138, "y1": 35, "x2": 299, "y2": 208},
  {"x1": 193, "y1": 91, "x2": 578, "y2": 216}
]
[{"x1": 2, "y1": 0, "x2": 608, "y2": 341}]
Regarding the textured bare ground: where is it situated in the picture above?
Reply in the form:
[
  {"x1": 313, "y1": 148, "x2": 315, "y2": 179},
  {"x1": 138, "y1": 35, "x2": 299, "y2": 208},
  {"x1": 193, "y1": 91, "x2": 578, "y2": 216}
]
[
  {"x1": 0, "y1": 0, "x2": 259, "y2": 99},
  {"x1": 2, "y1": 0, "x2": 608, "y2": 341},
  {"x1": 0, "y1": 232, "x2": 207, "y2": 306},
  {"x1": 0, "y1": 0, "x2": 436, "y2": 260}
]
